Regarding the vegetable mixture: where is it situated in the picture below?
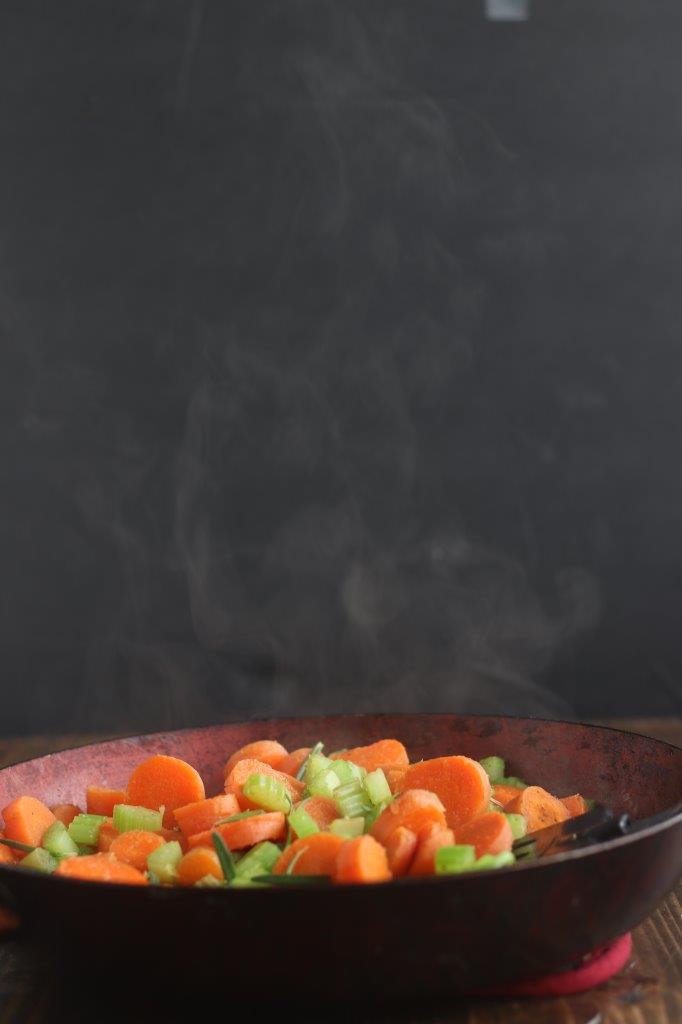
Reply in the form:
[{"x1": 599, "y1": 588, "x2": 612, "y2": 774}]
[{"x1": 0, "y1": 738, "x2": 588, "y2": 887}]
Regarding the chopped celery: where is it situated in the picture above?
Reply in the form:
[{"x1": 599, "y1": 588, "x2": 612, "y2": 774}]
[
  {"x1": 195, "y1": 874, "x2": 225, "y2": 888},
  {"x1": 435, "y1": 845, "x2": 476, "y2": 875},
  {"x1": 112, "y1": 804, "x2": 164, "y2": 834},
  {"x1": 77, "y1": 844, "x2": 96, "y2": 855},
  {"x1": 234, "y1": 841, "x2": 281, "y2": 880},
  {"x1": 147, "y1": 870, "x2": 162, "y2": 885},
  {"x1": 211, "y1": 832, "x2": 236, "y2": 881},
  {"x1": 499, "y1": 776, "x2": 526, "y2": 789},
  {"x1": 329, "y1": 759, "x2": 365, "y2": 786},
  {"x1": 216, "y1": 809, "x2": 264, "y2": 825},
  {"x1": 288, "y1": 803, "x2": 319, "y2": 840},
  {"x1": 470, "y1": 851, "x2": 515, "y2": 871},
  {"x1": 505, "y1": 813, "x2": 527, "y2": 840},
  {"x1": 304, "y1": 752, "x2": 333, "y2": 787},
  {"x1": 296, "y1": 741, "x2": 324, "y2": 782},
  {"x1": 335, "y1": 780, "x2": 367, "y2": 819},
  {"x1": 365, "y1": 769, "x2": 391, "y2": 806},
  {"x1": 21, "y1": 848, "x2": 58, "y2": 874},
  {"x1": 68, "y1": 814, "x2": 107, "y2": 846},
  {"x1": 480, "y1": 756, "x2": 505, "y2": 784},
  {"x1": 307, "y1": 766, "x2": 342, "y2": 800},
  {"x1": 329, "y1": 817, "x2": 365, "y2": 839},
  {"x1": 363, "y1": 799, "x2": 389, "y2": 831},
  {"x1": 147, "y1": 840, "x2": 183, "y2": 883},
  {"x1": 242, "y1": 773, "x2": 292, "y2": 814},
  {"x1": 230, "y1": 875, "x2": 268, "y2": 888},
  {"x1": 42, "y1": 821, "x2": 79, "y2": 860}
]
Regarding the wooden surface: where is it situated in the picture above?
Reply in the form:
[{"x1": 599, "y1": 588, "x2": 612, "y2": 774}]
[{"x1": 0, "y1": 719, "x2": 679, "y2": 1023}]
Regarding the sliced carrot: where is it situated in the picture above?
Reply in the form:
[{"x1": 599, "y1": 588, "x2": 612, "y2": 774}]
[
  {"x1": 223, "y1": 740, "x2": 289, "y2": 780},
  {"x1": 2, "y1": 797, "x2": 56, "y2": 848},
  {"x1": 330, "y1": 739, "x2": 408, "y2": 773},
  {"x1": 505, "y1": 786, "x2": 569, "y2": 833},
  {"x1": 273, "y1": 833, "x2": 345, "y2": 876},
  {"x1": 50, "y1": 804, "x2": 82, "y2": 828},
  {"x1": 159, "y1": 826, "x2": 188, "y2": 852},
  {"x1": 298, "y1": 796, "x2": 338, "y2": 831},
  {"x1": 492, "y1": 784, "x2": 524, "y2": 808},
  {"x1": 177, "y1": 847, "x2": 223, "y2": 886},
  {"x1": 277, "y1": 747, "x2": 311, "y2": 778},
  {"x1": 188, "y1": 812, "x2": 286, "y2": 851},
  {"x1": 383, "y1": 826, "x2": 417, "y2": 877},
  {"x1": 561, "y1": 794, "x2": 588, "y2": 818},
  {"x1": 384, "y1": 766, "x2": 408, "y2": 793},
  {"x1": 409, "y1": 823, "x2": 455, "y2": 877},
  {"x1": 97, "y1": 820, "x2": 119, "y2": 853},
  {"x1": 334, "y1": 835, "x2": 392, "y2": 884},
  {"x1": 370, "y1": 789, "x2": 446, "y2": 846},
  {"x1": 109, "y1": 830, "x2": 165, "y2": 872},
  {"x1": 225, "y1": 758, "x2": 305, "y2": 810},
  {"x1": 174, "y1": 794, "x2": 240, "y2": 838},
  {"x1": 127, "y1": 755, "x2": 205, "y2": 828},
  {"x1": 86, "y1": 786, "x2": 128, "y2": 817},
  {"x1": 456, "y1": 812, "x2": 513, "y2": 859},
  {"x1": 55, "y1": 853, "x2": 147, "y2": 885},
  {"x1": 396, "y1": 756, "x2": 491, "y2": 830}
]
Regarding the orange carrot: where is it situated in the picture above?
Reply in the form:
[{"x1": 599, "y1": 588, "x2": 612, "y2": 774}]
[
  {"x1": 223, "y1": 740, "x2": 289, "y2": 780},
  {"x1": 297, "y1": 796, "x2": 338, "y2": 831},
  {"x1": 159, "y1": 826, "x2": 188, "y2": 852},
  {"x1": 177, "y1": 847, "x2": 223, "y2": 886},
  {"x1": 109, "y1": 830, "x2": 166, "y2": 871},
  {"x1": 173, "y1": 794, "x2": 240, "y2": 838},
  {"x1": 273, "y1": 833, "x2": 345, "y2": 876},
  {"x1": 370, "y1": 789, "x2": 447, "y2": 845},
  {"x1": 55, "y1": 853, "x2": 148, "y2": 884},
  {"x1": 456, "y1": 812, "x2": 513, "y2": 859},
  {"x1": 492, "y1": 784, "x2": 524, "y2": 808},
  {"x1": 86, "y1": 786, "x2": 128, "y2": 817},
  {"x1": 188, "y1": 812, "x2": 286, "y2": 851},
  {"x1": 396, "y1": 756, "x2": 491, "y2": 830},
  {"x1": 330, "y1": 739, "x2": 408, "y2": 773},
  {"x1": 2, "y1": 797, "x2": 56, "y2": 848},
  {"x1": 277, "y1": 747, "x2": 311, "y2": 777},
  {"x1": 505, "y1": 786, "x2": 569, "y2": 833},
  {"x1": 97, "y1": 820, "x2": 119, "y2": 853},
  {"x1": 127, "y1": 755, "x2": 205, "y2": 828},
  {"x1": 334, "y1": 835, "x2": 392, "y2": 884},
  {"x1": 50, "y1": 804, "x2": 82, "y2": 828},
  {"x1": 225, "y1": 759, "x2": 304, "y2": 810},
  {"x1": 561, "y1": 794, "x2": 588, "y2": 818},
  {"x1": 408, "y1": 823, "x2": 455, "y2": 877},
  {"x1": 384, "y1": 766, "x2": 408, "y2": 793},
  {"x1": 383, "y1": 826, "x2": 417, "y2": 877}
]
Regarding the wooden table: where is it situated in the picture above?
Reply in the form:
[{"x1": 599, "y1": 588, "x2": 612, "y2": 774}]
[{"x1": 0, "y1": 720, "x2": 679, "y2": 1023}]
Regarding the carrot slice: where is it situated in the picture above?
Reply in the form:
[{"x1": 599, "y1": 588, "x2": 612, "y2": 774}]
[
  {"x1": 177, "y1": 847, "x2": 223, "y2": 886},
  {"x1": 456, "y1": 812, "x2": 513, "y2": 859},
  {"x1": 330, "y1": 739, "x2": 408, "y2": 773},
  {"x1": 409, "y1": 823, "x2": 455, "y2": 877},
  {"x1": 97, "y1": 820, "x2": 119, "y2": 853},
  {"x1": 561, "y1": 794, "x2": 588, "y2": 818},
  {"x1": 174, "y1": 794, "x2": 240, "y2": 839},
  {"x1": 273, "y1": 833, "x2": 345, "y2": 876},
  {"x1": 50, "y1": 804, "x2": 82, "y2": 828},
  {"x1": 492, "y1": 784, "x2": 524, "y2": 808},
  {"x1": 370, "y1": 789, "x2": 447, "y2": 845},
  {"x1": 225, "y1": 759, "x2": 305, "y2": 810},
  {"x1": 298, "y1": 796, "x2": 338, "y2": 831},
  {"x1": 505, "y1": 786, "x2": 569, "y2": 833},
  {"x1": 109, "y1": 830, "x2": 165, "y2": 871},
  {"x1": 334, "y1": 835, "x2": 392, "y2": 884},
  {"x1": 383, "y1": 826, "x2": 417, "y2": 877},
  {"x1": 277, "y1": 747, "x2": 312, "y2": 778},
  {"x1": 55, "y1": 853, "x2": 147, "y2": 885},
  {"x1": 127, "y1": 755, "x2": 205, "y2": 828},
  {"x1": 188, "y1": 812, "x2": 286, "y2": 851},
  {"x1": 86, "y1": 786, "x2": 128, "y2": 817},
  {"x1": 223, "y1": 741, "x2": 288, "y2": 780},
  {"x1": 2, "y1": 797, "x2": 56, "y2": 848},
  {"x1": 384, "y1": 766, "x2": 408, "y2": 794},
  {"x1": 159, "y1": 827, "x2": 188, "y2": 852},
  {"x1": 396, "y1": 756, "x2": 491, "y2": 830}
]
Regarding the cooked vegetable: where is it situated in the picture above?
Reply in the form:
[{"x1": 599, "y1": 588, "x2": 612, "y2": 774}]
[
  {"x1": 127, "y1": 755, "x2": 205, "y2": 828},
  {"x1": 42, "y1": 821, "x2": 79, "y2": 860},
  {"x1": 223, "y1": 740, "x2": 288, "y2": 780},
  {"x1": 334, "y1": 835, "x2": 391, "y2": 884},
  {"x1": 278, "y1": 747, "x2": 312, "y2": 779},
  {"x1": 225, "y1": 759, "x2": 304, "y2": 810},
  {"x1": 2, "y1": 797, "x2": 56, "y2": 847},
  {"x1": 370, "y1": 790, "x2": 447, "y2": 845},
  {"x1": 479, "y1": 757, "x2": 505, "y2": 784},
  {"x1": 288, "y1": 804, "x2": 320, "y2": 839},
  {"x1": 274, "y1": 833, "x2": 345, "y2": 876},
  {"x1": 435, "y1": 845, "x2": 477, "y2": 874},
  {"x1": 109, "y1": 830, "x2": 165, "y2": 871},
  {"x1": 455, "y1": 812, "x2": 513, "y2": 859},
  {"x1": 330, "y1": 739, "x2": 408, "y2": 773},
  {"x1": 384, "y1": 825, "x2": 418, "y2": 877},
  {"x1": 68, "y1": 814, "x2": 107, "y2": 847},
  {"x1": 561, "y1": 794, "x2": 588, "y2": 818},
  {"x1": 242, "y1": 773, "x2": 292, "y2": 814},
  {"x1": 409, "y1": 824, "x2": 456, "y2": 877},
  {"x1": 86, "y1": 787, "x2": 128, "y2": 817},
  {"x1": 395, "y1": 756, "x2": 491, "y2": 830},
  {"x1": 112, "y1": 804, "x2": 163, "y2": 835},
  {"x1": 21, "y1": 848, "x2": 58, "y2": 874},
  {"x1": 178, "y1": 846, "x2": 223, "y2": 886},
  {"x1": 55, "y1": 853, "x2": 148, "y2": 884},
  {"x1": 147, "y1": 840, "x2": 183, "y2": 884},
  {"x1": 329, "y1": 817, "x2": 365, "y2": 840},
  {"x1": 504, "y1": 786, "x2": 569, "y2": 833},
  {"x1": 173, "y1": 794, "x2": 240, "y2": 839},
  {"x1": 188, "y1": 812, "x2": 286, "y2": 851},
  {"x1": 50, "y1": 804, "x2": 82, "y2": 828}
]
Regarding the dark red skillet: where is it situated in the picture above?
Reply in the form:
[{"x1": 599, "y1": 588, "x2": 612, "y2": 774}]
[{"x1": 0, "y1": 713, "x2": 679, "y2": 998}]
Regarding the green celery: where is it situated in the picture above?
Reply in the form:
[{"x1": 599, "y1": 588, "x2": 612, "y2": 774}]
[
  {"x1": 196, "y1": 874, "x2": 226, "y2": 888},
  {"x1": 470, "y1": 851, "x2": 515, "y2": 871},
  {"x1": 147, "y1": 840, "x2": 183, "y2": 883},
  {"x1": 335, "y1": 780, "x2": 367, "y2": 819},
  {"x1": 328, "y1": 759, "x2": 365, "y2": 786},
  {"x1": 307, "y1": 766, "x2": 342, "y2": 800},
  {"x1": 505, "y1": 813, "x2": 527, "y2": 840},
  {"x1": 234, "y1": 841, "x2": 281, "y2": 880},
  {"x1": 112, "y1": 804, "x2": 164, "y2": 834},
  {"x1": 365, "y1": 769, "x2": 391, "y2": 806},
  {"x1": 288, "y1": 803, "x2": 319, "y2": 840},
  {"x1": 479, "y1": 756, "x2": 505, "y2": 784},
  {"x1": 304, "y1": 752, "x2": 333, "y2": 787},
  {"x1": 42, "y1": 821, "x2": 79, "y2": 860},
  {"x1": 364, "y1": 800, "x2": 389, "y2": 831},
  {"x1": 295, "y1": 741, "x2": 324, "y2": 782},
  {"x1": 21, "y1": 848, "x2": 58, "y2": 874},
  {"x1": 499, "y1": 776, "x2": 526, "y2": 789},
  {"x1": 435, "y1": 845, "x2": 476, "y2": 874},
  {"x1": 329, "y1": 817, "x2": 365, "y2": 839},
  {"x1": 68, "y1": 814, "x2": 107, "y2": 846},
  {"x1": 242, "y1": 774, "x2": 292, "y2": 814}
]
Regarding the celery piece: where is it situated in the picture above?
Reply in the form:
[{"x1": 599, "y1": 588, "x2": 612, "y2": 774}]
[
  {"x1": 296, "y1": 741, "x2": 324, "y2": 782},
  {"x1": 335, "y1": 781, "x2": 367, "y2": 819},
  {"x1": 470, "y1": 851, "x2": 515, "y2": 871},
  {"x1": 365, "y1": 769, "x2": 391, "y2": 806},
  {"x1": 329, "y1": 759, "x2": 365, "y2": 786},
  {"x1": 304, "y1": 752, "x2": 333, "y2": 788},
  {"x1": 288, "y1": 804, "x2": 319, "y2": 840},
  {"x1": 242, "y1": 773, "x2": 292, "y2": 814},
  {"x1": 505, "y1": 813, "x2": 527, "y2": 840},
  {"x1": 68, "y1": 814, "x2": 107, "y2": 846},
  {"x1": 435, "y1": 845, "x2": 476, "y2": 875},
  {"x1": 196, "y1": 874, "x2": 226, "y2": 888},
  {"x1": 499, "y1": 776, "x2": 526, "y2": 789},
  {"x1": 147, "y1": 840, "x2": 182, "y2": 884},
  {"x1": 42, "y1": 821, "x2": 79, "y2": 860},
  {"x1": 308, "y1": 766, "x2": 341, "y2": 800},
  {"x1": 112, "y1": 804, "x2": 163, "y2": 834},
  {"x1": 234, "y1": 841, "x2": 281, "y2": 880},
  {"x1": 21, "y1": 848, "x2": 58, "y2": 874},
  {"x1": 147, "y1": 870, "x2": 162, "y2": 885},
  {"x1": 215, "y1": 809, "x2": 264, "y2": 825},
  {"x1": 479, "y1": 756, "x2": 505, "y2": 784},
  {"x1": 364, "y1": 800, "x2": 389, "y2": 831},
  {"x1": 329, "y1": 817, "x2": 365, "y2": 839},
  {"x1": 211, "y1": 831, "x2": 236, "y2": 881}
]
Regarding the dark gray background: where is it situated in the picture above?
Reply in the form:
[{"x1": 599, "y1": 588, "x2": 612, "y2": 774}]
[{"x1": 2, "y1": 0, "x2": 681, "y2": 734}]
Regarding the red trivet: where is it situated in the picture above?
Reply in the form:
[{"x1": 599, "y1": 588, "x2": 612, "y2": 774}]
[{"x1": 474, "y1": 932, "x2": 633, "y2": 997}]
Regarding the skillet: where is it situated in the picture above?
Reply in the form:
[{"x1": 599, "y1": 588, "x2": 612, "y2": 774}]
[{"x1": 0, "y1": 713, "x2": 679, "y2": 997}]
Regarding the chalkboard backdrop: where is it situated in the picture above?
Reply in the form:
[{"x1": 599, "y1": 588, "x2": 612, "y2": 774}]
[{"x1": 2, "y1": 1, "x2": 681, "y2": 734}]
